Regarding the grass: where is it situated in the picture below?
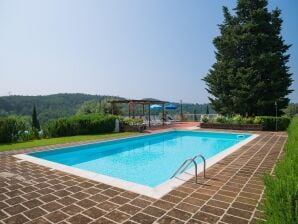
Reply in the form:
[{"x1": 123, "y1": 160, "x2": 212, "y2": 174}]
[
  {"x1": 0, "y1": 132, "x2": 138, "y2": 152},
  {"x1": 264, "y1": 116, "x2": 298, "y2": 223}
]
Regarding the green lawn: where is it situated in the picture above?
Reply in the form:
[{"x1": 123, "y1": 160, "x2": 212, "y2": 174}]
[{"x1": 0, "y1": 132, "x2": 139, "y2": 152}]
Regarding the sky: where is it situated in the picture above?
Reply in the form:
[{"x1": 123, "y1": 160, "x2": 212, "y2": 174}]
[{"x1": 0, "y1": 0, "x2": 297, "y2": 103}]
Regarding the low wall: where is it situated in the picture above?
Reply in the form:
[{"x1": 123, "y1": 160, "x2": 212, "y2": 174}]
[
  {"x1": 200, "y1": 122, "x2": 262, "y2": 131},
  {"x1": 123, "y1": 124, "x2": 146, "y2": 132}
]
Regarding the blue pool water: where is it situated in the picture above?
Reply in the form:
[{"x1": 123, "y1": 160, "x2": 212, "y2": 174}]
[{"x1": 30, "y1": 131, "x2": 251, "y2": 187}]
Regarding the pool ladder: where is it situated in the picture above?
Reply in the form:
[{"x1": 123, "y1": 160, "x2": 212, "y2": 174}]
[{"x1": 171, "y1": 154, "x2": 206, "y2": 184}]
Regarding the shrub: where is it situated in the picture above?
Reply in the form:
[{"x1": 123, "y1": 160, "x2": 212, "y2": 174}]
[
  {"x1": 231, "y1": 114, "x2": 242, "y2": 124},
  {"x1": 121, "y1": 117, "x2": 143, "y2": 126},
  {"x1": 201, "y1": 115, "x2": 209, "y2": 123},
  {"x1": 0, "y1": 117, "x2": 26, "y2": 143},
  {"x1": 214, "y1": 116, "x2": 228, "y2": 123},
  {"x1": 242, "y1": 117, "x2": 254, "y2": 124},
  {"x1": 257, "y1": 116, "x2": 291, "y2": 131},
  {"x1": 263, "y1": 116, "x2": 298, "y2": 223},
  {"x1": 253, "y1": 116, "x2": 262, "y2": 124},
  {"x1": 210, "y1": 115, "x2": 290, "y2": 131},
  {"x1": 45, "y1": 114, "x2": 117, "y2": 137}
]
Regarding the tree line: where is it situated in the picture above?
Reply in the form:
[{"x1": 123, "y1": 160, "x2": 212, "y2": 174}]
[{"x1": 0, "y1": 93, "x2": 215, "y2": 124}]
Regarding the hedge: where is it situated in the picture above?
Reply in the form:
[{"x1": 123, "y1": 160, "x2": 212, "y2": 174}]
[
  {"x1": 208, "y1": 115, "x2": 290, "y2": 131},
  {"x1": 45, "y1": 114, "x2": 117, "y2": 137},
  {"x1": 257, "y1": 116, "x2": 291, "y2": 131},
  {"x1": 0, "y1": 117, "x2": 26, "y2": 143},
  {"x1": 264, "y1": 116, "x2": 298, "y2": 223}
]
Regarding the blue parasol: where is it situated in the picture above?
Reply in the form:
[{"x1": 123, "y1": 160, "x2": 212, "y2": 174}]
[
  {"x1": 165, "y1": 104, "x2": 177, "y2": 110},
  {"x1": 150, "y1": 104, "x2": 162, "y2": 109}
]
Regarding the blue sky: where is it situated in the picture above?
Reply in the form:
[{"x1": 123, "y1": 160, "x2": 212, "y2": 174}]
[{"x1": 0, "y1": 0, "x2": 297, "y2": 103}]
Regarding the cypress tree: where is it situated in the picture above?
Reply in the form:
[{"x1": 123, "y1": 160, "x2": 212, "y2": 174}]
[
  {"x1": 32, "y1": 105, "x2": 40, "y2": 130},
  {"x1": 193, "y1": 108, "x2": 198, "y2": 121},
  {"x1": 204, "y1": 0, "x2": 292, "y2": 116}
]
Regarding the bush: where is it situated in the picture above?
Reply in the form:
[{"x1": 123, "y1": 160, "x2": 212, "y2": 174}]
[
  {"x1": 264, "y1": 116, "x2": 298, "y2": 223},
  {"x1": 45, "y1": 114, "x2": 117, "y2": 137},
  {"x1": 0, "y1": 117, "x2": 26, "y2": 143},
  {"x1": 231, "y1": 114, "x2": 242, "y2": 124},
  {"x1": 201, "y1": 115, "x2": 209, "y2": 123},
  {"x1": 210, "y1": 115, "x2": 290, "y2": 131},
  {"x1": 257, "y1": 116, "x2": 291, "y2": 131},
  {"x1": 120, "y1": 117, "x2": 143, "y2": 126},
  {"x1": 214, "y1": 116, "x2": 228, "y2": 123}
]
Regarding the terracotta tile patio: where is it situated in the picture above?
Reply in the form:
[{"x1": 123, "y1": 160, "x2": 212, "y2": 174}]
[{"x1": 0, "y1": 129, "x2": 286, "y2": 224}]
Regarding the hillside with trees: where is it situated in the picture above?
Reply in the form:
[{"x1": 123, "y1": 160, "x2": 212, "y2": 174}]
[
  {"x1": 0, "y1": 94, "x2": 106, "y2": 123},
  {"x1": 0, "y1": 93, "x2": 215, "y2": 124}
]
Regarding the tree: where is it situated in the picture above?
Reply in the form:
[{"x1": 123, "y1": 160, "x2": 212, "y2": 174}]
[
  {"x1": 206, "y1": 105, "x2": 209, "y2": 115},
  {"x1": 77, "y1": 100, "x2": 101, "y2": 115},
  {"x1": 283, "y1": 103, "x2": 298, "y2": 117},
  {"x1": 193, "y1": 108, "x2": 198, "y2": 121},
  {"x1": 32, "y1": 105, "x2": 40, "y2": 130},
  {"x1": 203, "y1": 0, "x2": 292, "y2": 116}
]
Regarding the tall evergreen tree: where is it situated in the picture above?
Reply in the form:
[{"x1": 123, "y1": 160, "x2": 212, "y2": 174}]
[
  {"x1": 32, "y1": 105, "x2": 40, "y2": 130},
  {"x1": 206, "y1": 105, "x2": 209, "y2": 115},
  {"x1": 203, "y1": 0, "x2": 292, "y2": 116}
]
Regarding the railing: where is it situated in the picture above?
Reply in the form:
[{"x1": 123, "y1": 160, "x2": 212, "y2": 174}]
[{"x1": 171, "y1": 154, "x2": 206, "y2": 184}]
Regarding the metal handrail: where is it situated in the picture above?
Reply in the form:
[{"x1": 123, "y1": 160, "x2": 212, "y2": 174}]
[
  {"x1": 171, "y1": 154, "x2": 206, "y2": 184},
  {"x1": 193, "y1": 154, "x2": 206, "y2": 178},
  {"x1": 171, "y1": 159, "x2": 198, "y2": 181}
]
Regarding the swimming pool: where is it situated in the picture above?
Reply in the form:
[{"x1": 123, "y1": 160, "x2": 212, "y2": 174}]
[{"x1": 15, "y1": 130, "x2": 257, "y2": 198}]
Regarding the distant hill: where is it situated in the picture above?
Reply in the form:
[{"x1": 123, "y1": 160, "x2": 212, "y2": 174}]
[
  {"x1": 0, "y1": 94, "x2": 105, "y2": 123},
  {"x1": 0, "y1": 93, "x2": 215, "y2": 123}
]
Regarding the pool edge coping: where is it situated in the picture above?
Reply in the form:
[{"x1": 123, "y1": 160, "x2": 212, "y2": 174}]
[{"x1": 13, "y1": 131, "x2": 259, "y2": 199}]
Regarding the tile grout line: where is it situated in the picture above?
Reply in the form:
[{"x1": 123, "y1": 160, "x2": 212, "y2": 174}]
[
  {"x1": 187, "y1": 133, "x2": 276, "y2": 223},
  {"x1": 248, "y1": 135, "x2": 287, "y2": 223},
  {"x1": 156, "y1": 133, "x2": 271, "y2": 223},
  {"x1": 219, "y1": 133, "x2": 283, "y2": 223}
]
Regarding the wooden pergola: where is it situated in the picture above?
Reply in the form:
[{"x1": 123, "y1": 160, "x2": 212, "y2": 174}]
[{"x1": 109, "y1": 99, "x2": 169, "y2": 127}]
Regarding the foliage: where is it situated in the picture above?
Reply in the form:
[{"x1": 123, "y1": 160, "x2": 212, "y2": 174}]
[
  {"x1": 211, "y1": 115, "x2": 290, "y2": 130},
  {"x1": 0, "y1": 117, "x2": 26, "y2": 143},
  {"x1": 264, "y1": 116, "x2": 298, "y2": 223},
  {"x1": 76, "y1": 97, "x2": 122, "y2": 115},
  {"x1": 0, "y1": 93, "x2": 120, "y2": 124},
  {"x1": 193, "y1": 109, "x2": 198, "y2": 121},
  {"x1": 213, "y1": 115, "x2": 255, "y2": 124},
  {"x1": 201, "y1": 116, "x2": 209, "y2": 123},
  {"x1": 120, "y1": 117, "x2": 143, "y2": 126},
  {"x1": 283, "y1": 103, "x2": 298, "y2": 118},
  {"x1": 44, "y1": 114, "x2": 117, "y2": 137},
  {"x1": 204, "y1": 0, "x2": 292, "y2": 116},
  {"x1": 206, "y1": 105, "x2": 209, "y2": 115},
  {"x1": 214, "y1": 116, "x2": 229, "y2": 123},
  {"x1": 32, "y1": 105, "x2": 40, "y2": 131},
  {"x1": 257, "y1": 116, "x2": 291, "y2": 131},
  {"x1": 0, "y1": 94, "x2": 217, "y2": 124},
  {"x1": 76, "y1": 99, "x2": 102, "y2": 114},
  {"x1": 0, "y1": 132, "x2": 137, "y2": 152}
]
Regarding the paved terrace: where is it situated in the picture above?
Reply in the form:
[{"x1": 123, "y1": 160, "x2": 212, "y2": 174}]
[{"x1": 0, "y1": 130, "x2": 286, "y2": 224}]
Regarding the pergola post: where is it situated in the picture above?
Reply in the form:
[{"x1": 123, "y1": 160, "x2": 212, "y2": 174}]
[
  {"x1": 142, "y1": 104, "x2": 145, "y2": 117},
  {"x1": 132, "y1": 103, "x2": 135, "y2": 118},
  {"x1": 109, "y1": 99, "x2": 169, "y2": 127}
]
